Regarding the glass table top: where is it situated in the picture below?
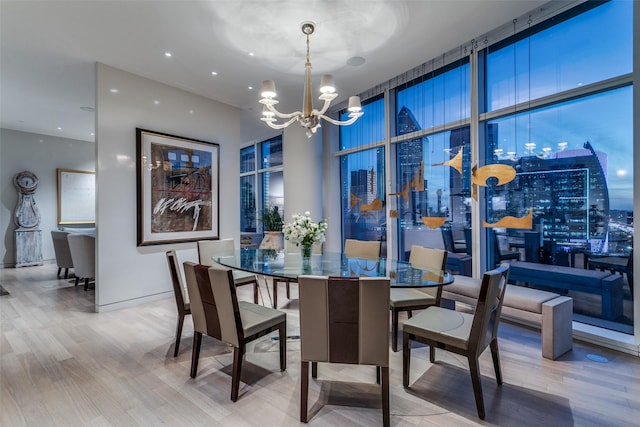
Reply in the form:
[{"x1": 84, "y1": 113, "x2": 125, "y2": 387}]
[{"x1": 214, "y1": 249, "x2": 454, "y2": 288}]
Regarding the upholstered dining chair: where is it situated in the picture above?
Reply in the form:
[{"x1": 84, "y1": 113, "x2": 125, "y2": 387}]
[
  {"x1": 298, "y1": 275, "x2": 391, "y2": 427},
  {"x1": 166, "y1": 250, "x2": 191, "y2": 357},
  {"x1": 389, "y1": 245, "x2": 447, "y2": 352},
  {"x1": 490, "y1": 229, "x2": 520, "y2": 265},
  {"x1": 402, "y1": 263, "x2": 510, "y2": 420},
  {"x1": 198, "y1": 239, "x2": 259, "y2": 304},
  {"x1": 67, "y1": 234, "x2": 95, "y2": 291},
  {"x1": 344, "y1": 238, "x2": 382, "y2": 260},
  {"x1": 272, "y1": 240, "x2": 322, "y2": 308},
  {"x1": 51, "y1": 230, "x2": 73, "y2": 279},
  {"x1": 441, "y1": 226, "x2": 466, "y2": 254},
  {"x1": 183, "y1": 262, "x2": 286, "y2": 402}
]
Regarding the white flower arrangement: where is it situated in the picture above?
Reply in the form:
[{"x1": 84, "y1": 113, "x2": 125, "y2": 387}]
[{"x1": 283, "y1": 211, "x2": 328, "y2": 249}]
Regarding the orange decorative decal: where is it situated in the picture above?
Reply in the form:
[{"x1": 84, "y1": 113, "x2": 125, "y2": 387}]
[
  {"x1": 483, "y1": 208, "x2": 533, "y2": 229},
  {"x1": 389, "y1": 210, "x2": 398, "y2": 218},
  {"x1": 472, "y1": 164, "x2": 516, "y2": 187},
  {"x1": 350, "y1": 192, "x2": 361, "y2": 210},
  {"x1": 360, "y1": 198, "x2": 383, "y2": 211},
  {"x1": 421, "y1": 217, "x2": 447, "y2": 229},
  {"x1": 433, "y1": 146, "x2": 463, "y2": 174}
]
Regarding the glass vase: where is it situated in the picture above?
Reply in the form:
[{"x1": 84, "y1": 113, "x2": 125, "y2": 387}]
[{"x1": 301, "y1": 244, "x2": 312, "y2": 269}]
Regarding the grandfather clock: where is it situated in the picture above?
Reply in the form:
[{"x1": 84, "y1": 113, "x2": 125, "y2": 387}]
[{"x1": 14, "y1": 171, "x2": 43, "y2": 267}]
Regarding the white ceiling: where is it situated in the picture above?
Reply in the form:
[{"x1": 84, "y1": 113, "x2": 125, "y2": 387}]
[{"x1": 1, "y1": 0, "x2": 550, "y2": 142}]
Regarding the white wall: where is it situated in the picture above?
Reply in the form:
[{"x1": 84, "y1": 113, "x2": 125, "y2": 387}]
[
  {"x1": 0, "y1": 129, "x2": 94, "y2": 266},
  {"x1": 95, "y1": 63, "x2": 241, "y2": 312}
]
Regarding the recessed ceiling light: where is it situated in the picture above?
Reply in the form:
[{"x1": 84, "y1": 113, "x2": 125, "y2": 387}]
[
  {"x1": 154, "y1": 100, "x2": 160, "y2": 105},
  {"x1": 248, "y1": 52, "x2": 254, "y2": 56},
  {"x1": 110, "y1": 88, "x2": 119, "y2": 93},
  {"x1": 248, "y1": 86, "x2": 253, "y2": 90},
  {"x1": 57, "y1": 127, "x2": 62, "y2": 130},
  {"x1": 90, "y1": 132, "x2": 95, "y2": 136},
  {"x1": 211, "y1": 71, "x2": 218, "y2": 76},
  {"x1": 347, "y1": 56, "x2": 366, "y2": 66},
  {"x1": 164, "y1": 52, "x2": 172, "y2": 57},
  {"x1": 189, "y1": 110, "x2": 194, "y2": 115}
]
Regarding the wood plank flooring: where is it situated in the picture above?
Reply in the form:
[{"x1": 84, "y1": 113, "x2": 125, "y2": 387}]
[{"x1": 2, "y1": 264, "x2": 640, "y2": 426}]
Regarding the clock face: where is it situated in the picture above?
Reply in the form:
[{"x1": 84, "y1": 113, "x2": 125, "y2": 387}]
[{"x1": 15, "y1": 171, "x2": 38, "y2": 192}]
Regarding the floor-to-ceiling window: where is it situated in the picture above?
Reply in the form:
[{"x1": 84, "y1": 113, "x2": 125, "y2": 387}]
[
  {"x1": 480, "y1": 0, "x2": 633, "y2": 332},
  {"x1": 240, "y1": 135, "x2": 284, "y2": 243},
  {"x1": 394, "y1": 59, "x2": 471, "y2": 261},
  {"x1": 339, "y1": 96, "x2": 386, "y2": 254}
]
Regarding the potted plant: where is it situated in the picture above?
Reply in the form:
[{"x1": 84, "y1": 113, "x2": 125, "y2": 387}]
[{"x1": 259, "y1": 206, "x2": 284, "y2": 249}]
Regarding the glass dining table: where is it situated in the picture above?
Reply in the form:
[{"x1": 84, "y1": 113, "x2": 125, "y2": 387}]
[{"x1": 214, "y1": 248, "x2": 454, "y2": 288}]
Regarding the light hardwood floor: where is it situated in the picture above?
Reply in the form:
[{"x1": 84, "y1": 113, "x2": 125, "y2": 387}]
[{"x1": 2, "y1": 264, "x2": 639, "y2": 426}]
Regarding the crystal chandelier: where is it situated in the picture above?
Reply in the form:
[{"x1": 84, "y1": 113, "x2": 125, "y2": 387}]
[{"x1": 259, "y1": 22, "x2": 364, "y2": 138}]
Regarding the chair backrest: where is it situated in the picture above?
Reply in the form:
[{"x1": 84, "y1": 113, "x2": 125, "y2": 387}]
[
  {"x1": 344, "y1": 239, "x2": 381, "y2": 260},
  {"x1": 408, "y1": 245, "x2": 447, "y2": 298},
  {"x1": 298, "y1": 275, "x2": 390, "y2": 367},
  {"x1": 67, "y1": 234, "x2": 95, "y2": 279},
  {"x1": 208, "y1": 265, "x2": 243, "y2": 347},
  {"x1": 468, "y1": 263, "x2": 510, "y2": 355},
  {"x1": 183, "y1": 262, "x2": 222, "y2": 338},
  {"x1": 166, "y1": 250, "x2": 189, "y2": 311},
  {"x1": 51, "y1": 230, "x2": 73, "y2": 269},
  {"x1": 464, "y1": 227, "x2": 472, "y2": 256},
  {"x1": 198, "y1": 239, "x2": 235, "y2": 266},
  {"x1": 440, "y1": 227, "x2": 455, "y2": 253}
]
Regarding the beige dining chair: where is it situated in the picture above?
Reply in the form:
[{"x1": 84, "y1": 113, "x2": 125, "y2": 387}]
[
  {"x1": 67, "y1": 234, "x2": 95, "y2": 291},
  {"x1": 184, "y1": 262, "x2": 286, "y2": 402},
  {"x1": 389, "y1": 245, "x2": 447, "y2": 352},
  {"x1": 272, "y1": 240, "x2": 322, "y2": 308},
  {"x1": 344, "y1": 238, "x2": 381, "y2": 259},
  {"x1": 197, "y1": 239, "x2": 259, "y2": 304},
  {"x1": 166, "y1": 250, "x2": 191, "y2": 357},
  {"x1": 51, "y1": 230, "x2": 73, "y2": 279},
  {"x1": 402, "y1": 264, "x2": 510, "y2": 419},
  {"x1": 298, "y1": 275, "x2": 391, "y2": 427}
]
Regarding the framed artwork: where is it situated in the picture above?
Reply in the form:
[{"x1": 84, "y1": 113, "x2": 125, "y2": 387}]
[
  {"x1": 136, "y1": 128, "x2": 219, "y2": 246},
  {"x1": 57, "y1": 168, "x2": 95, "y2": 224}
]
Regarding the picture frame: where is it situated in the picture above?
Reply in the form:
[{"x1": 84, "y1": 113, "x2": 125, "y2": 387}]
[
  {"x1": 57, "y1": 168, "x2": 95, "y2": 224},
  {"x1": 136, "y1": 128, "x2": 219, "y2": 246}
]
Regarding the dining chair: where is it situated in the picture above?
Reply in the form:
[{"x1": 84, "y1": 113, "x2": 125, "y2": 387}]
[
  {"x1": 490, "y1": 229, "x2": 520, "y2": 265},
  {"x1": 441, "y1": 226, "x2": 466, "y2": 253},
  {"x1": 67, "y1": 234, "x2": 95, "y2": 291},
  {"x1": 389, "y1": 245, "x2": 447, "y2": 352},
  {"x1": 272, "y1": 240, "x2": 322, "y2": 308},
  {"x1": 298, "y1": 275, "x2": 391, "y2": 427},
  {"x1": 51, "y1": 230, "x2": 73, "y2": 279},
  {"x1": 184, "y1": 261, "x2": 286, "y2": 402},
  {"x1": 402, "y1": 263, "x2": 510, "y2": 419},
  {"x1": 588, "y1": 248, "x2": 633, "y2": 298},
  {"x1": 344, "y1": 238, "x2": 381, "y2": 260},
  {"x1": 166, "y1": 250, "x2": 191, "y2": 357},
  {"x1": 197, "y1": 239, "x2": 259, "y2": 304}
]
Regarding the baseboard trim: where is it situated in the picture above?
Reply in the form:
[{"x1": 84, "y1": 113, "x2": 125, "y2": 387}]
[{"x1": 95, "y1": 291, "x2": 172, "y2": 313}]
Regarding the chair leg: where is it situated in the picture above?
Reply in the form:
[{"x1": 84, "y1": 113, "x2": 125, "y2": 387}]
[
  {"x1": 253, "y1": 282, "x2": 259, "y2": 304},
  {"x1": 231, "y1": 344, "x2": 245, "y2": 402},
  {"x1": 75, "y1": 277, "x2": 80, "y2": 286},
  {"x1": 381, "y1": 366, "x2": 390, "y2": 427},
  {"x1": 429, "y1": 345, "x2": 436, "y2": 363},
  {"x1": 376, "y1": 366, "x2": 381, "y2": 384},
  {"x1": 64, "y1": 268, "x2": 69, "y2": 279},
  {"x1": 408, "y1": 309, "x2": 413, "y2": 318},
  {"x1": 190, "y1": 332, "x2": 202, "y2": 378},
  {"x1": 84, "y1": 278, "x2": 89, "y2": 291},
  {"x1": 392, "y1": 308, "x2": 399, "y2": 352},
  {"x1": 272, "y1": 281, "x2": 278, "y2": 309},
  {"x1": 278, "y1": 323, "x2": 286, "y2": 371},
  {"x1": 57, "y1": 267, "x2": 62, "y2": 277},
  {"x1": 490, "y1": 339, "x2": 503, "y2": 385},
  {"x1": 174, "y1": 314, "x2": 185, "y2": 357},
  {"x1": 468, "y1": 356, "x2": 486, "y2": 419},
  {"x1": 402, "y1": 332, "x2": 410, "y2": 387},
  {"x1": 286, "y1": 282, "x2": 291, "y2": 299},
  {"x1": 311, "y1": 361, "x2": 318, "y2": 379},
  {"x1": 301, "y1": 361, "x2": 309, "y2": 423}
]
